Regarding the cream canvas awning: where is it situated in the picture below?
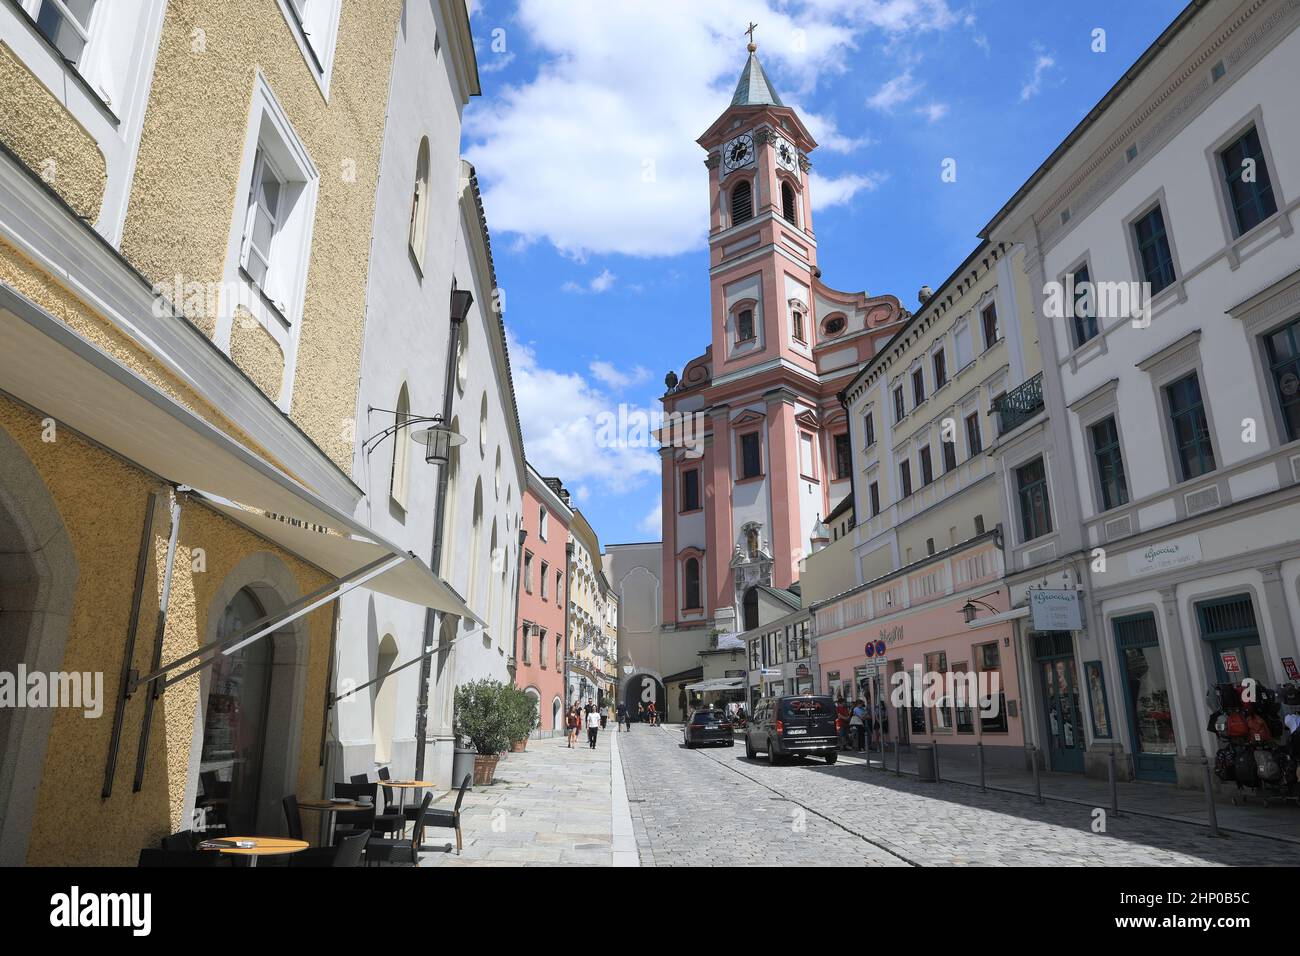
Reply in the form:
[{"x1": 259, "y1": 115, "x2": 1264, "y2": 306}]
[
  {"x1": 0, "y1": 284, "x2": 479, "y2": 625},
  {"x1": 685, "y1": 677, "x2": 746, "y2": 693}
]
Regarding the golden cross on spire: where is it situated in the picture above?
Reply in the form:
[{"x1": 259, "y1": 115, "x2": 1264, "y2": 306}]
[{"x1": 745, "y1": 22, "x2": 758, "y2": 51}]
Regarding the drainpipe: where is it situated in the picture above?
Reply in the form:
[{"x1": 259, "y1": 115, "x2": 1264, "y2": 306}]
[
  {"x1": 414, "y1": 286, "x2": 473, "y2": 783},
  {"x1": 564, "y1": 541, "x2": 574, "y2": 706}
]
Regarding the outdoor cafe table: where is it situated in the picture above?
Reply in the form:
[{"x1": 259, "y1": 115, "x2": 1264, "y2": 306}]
[
  {"x1": 298, "y1": 798, "x2": 369, "y2": 847},
  {"x1": 378, "y1": 780, "x2": 436, "y2": 824},
  {"x1": 199, "y1": 836, "x2": 308, "y2": 867}
]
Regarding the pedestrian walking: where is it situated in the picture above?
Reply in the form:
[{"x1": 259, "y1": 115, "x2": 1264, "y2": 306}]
[
  {"x1": 600, "y1": 705, "x2": 608, "y2": 730},
  {"x1": 565, "y1": 706, "x2": 579, "y2": 748},
  {"x1": 647, "y1": 700, "x2": 657, "y2": 726},
  {"x1": 836, "y1": 697, "x2": 851, "y2": 750},
  {"x1": 586, "y1": 707, "x2": 601, "y2": 748},
  {"x1": 616, "y1": 701, "x2": 628, "y2": 732},
  {"x1": 850, "y1": 700, "x2": 867, "y2": 752},
  {"x1": 638, "y1": 701, "x2": 647, "y2": 725}
]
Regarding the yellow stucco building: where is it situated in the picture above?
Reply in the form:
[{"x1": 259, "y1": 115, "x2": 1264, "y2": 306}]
[{"x1": 0, "y1": 0, "x2": 475, "y2": 865}]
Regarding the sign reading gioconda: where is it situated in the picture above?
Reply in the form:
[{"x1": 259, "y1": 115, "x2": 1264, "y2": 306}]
[
  {"x1": 1127, "y1": 534, "x2": 1202, "y2": 577},
  {"x1": 1029, "y1": 588, "x2": 1082, "y2": 631}
]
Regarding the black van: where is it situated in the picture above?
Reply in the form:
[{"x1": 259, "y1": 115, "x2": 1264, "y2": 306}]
[{"x1": 744, "y1": 695, "x2": 839, "y2": 765}]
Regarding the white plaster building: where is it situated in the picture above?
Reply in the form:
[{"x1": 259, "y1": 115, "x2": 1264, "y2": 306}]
[
  {"x1": 333, "y1": 0, "x2": 525, "y2": 791},
  {"x1": 983, "y1": 0, "x2": 1300, "y2": 786}
]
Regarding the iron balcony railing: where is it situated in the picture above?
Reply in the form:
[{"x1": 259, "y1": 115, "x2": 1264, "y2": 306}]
[{"x1": 992, "y1": 372, "x2": 1045, "y2": 436}]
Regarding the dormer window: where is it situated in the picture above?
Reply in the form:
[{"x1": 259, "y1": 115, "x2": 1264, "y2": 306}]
[
  {"x1": 731, "y1": 180, "x2": 753, "y2": 224},
  {"x1": 781, "y1": 181, "x2": 797, "y2": 224}
]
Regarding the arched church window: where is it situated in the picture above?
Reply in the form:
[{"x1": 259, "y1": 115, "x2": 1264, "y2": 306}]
[
  {"x1": 736, "y1": 308, "x2": 754, "y2": 342},
  {"x1": 409, "y1": 137, "x2": 431, "y2": 268},
  {"x1": 730, "y1": 180, "x2": 753, "y2": 224},
  {"x1": 743, "y1": 586, "x2": 759, "y2": 632},
  {"x1": 781, "y1": 181, "x2": 796, "y2": 224},
  {"x1": 684, "y1": 558, "x2": 701, "y2": 610}
]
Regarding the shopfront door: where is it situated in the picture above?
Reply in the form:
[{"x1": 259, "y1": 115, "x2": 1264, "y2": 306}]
[
  {"x1": 1114, "y1": 613, "x2": 1177, "y2": 782},
  {"x1": 1197, "y1": 595, "x2": 1268, "y2": 687},
  {"x1": 890, "y1": 660, "x2": 909, "y2": 746},
  {"x1": 1033, "y1": 632, "x2": 1085, "y2": 773}
]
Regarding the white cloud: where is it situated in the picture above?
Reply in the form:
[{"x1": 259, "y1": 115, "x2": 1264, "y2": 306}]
[
  {"x1": 507, "y1": 331, "x2": 660, "y2": 496},
  {"x1": 788, "y1": 102, "x2": 872, "y2": 153},
  {"x1": 917, "y1": 102, "x2": 949, "y2": 122},
  {"x1": 465, "y1": 0, "x2": 962, "y2": 259},
  {"x1": 1020, "y1": 46, "x2": 1057, "y2": 101},
  {"x1": 562, "y1": 267, "x2": 618, "y2": 294},
  {"x1": 477, "y1": 51, "x2": 516, "y2": 75},
  {"x1": 638, "y1": 497, "x2": 662, "y2": 536},
  {"x1": 589, "y1": 360, "x2": 650, "y2": 390},
  {"x1": 866, "y1": 68, "x2": 922, "y2": 112},
  {"x1": 810, "y1": 171, "x2": 887, "y2": 208}
]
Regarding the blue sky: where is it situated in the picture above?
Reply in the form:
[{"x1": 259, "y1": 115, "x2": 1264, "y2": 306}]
[{"x1": 461, "y1": 0, "x2": 1187, "y2": 549}]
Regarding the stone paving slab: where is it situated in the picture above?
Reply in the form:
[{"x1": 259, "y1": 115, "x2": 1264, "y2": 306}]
[{"x1": 419, "y1": 730, "x2": 626, "y2": 867}]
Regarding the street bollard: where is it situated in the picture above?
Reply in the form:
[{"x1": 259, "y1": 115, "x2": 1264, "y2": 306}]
[
  {"x1": 933, "y1": 740, "x2": 941, "y2": 782},
  {"x1": 878, "y1": 719, "x2": 886, "y2": 770},
  {"x1": 977, "y1": 741, "x2": 986, "y2": 792},
  {"x1": 895, "y1": 709, "x2": 902, "y2": 776},
  {"x1": 1108, "y1": 750, "x2": 1120, "y2": 817},
  {"x1": 1202, "y1": 757, "x2": 1220, "y2": 837},
  {"x1": 1032, "y1": 747, "x2": 1043, "y2": 804}
]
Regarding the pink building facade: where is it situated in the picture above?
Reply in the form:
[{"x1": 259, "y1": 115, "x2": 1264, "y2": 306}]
[
  {"x1": 659, "y1": 45, "x2": 907, "y2": 645},
  {"x1": 814, "y1": 534, "x2": 1028, "y2": 767},
  {"x1": 514, "y1": 467, "x2": 572, "y2": 734}
]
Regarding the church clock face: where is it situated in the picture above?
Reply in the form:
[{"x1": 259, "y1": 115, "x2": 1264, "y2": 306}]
[
  {"x1": 723, "y1": 133, "x2": 754, "y2": 171},
  {"x1": 775, "y1": 137, "x2": 799, "y2": 172}
]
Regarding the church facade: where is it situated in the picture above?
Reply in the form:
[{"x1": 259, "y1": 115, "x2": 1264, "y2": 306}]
[{"x1": 658, "y1": 44, "x2": 908, "y2": 649}]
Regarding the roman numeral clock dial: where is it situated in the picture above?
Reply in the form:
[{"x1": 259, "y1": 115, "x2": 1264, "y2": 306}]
[{"x1": 723, "y1": 132, "x2": 754, "y2": 171}]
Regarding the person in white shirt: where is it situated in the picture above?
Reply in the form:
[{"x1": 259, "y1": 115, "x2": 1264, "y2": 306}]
[{"x1": 586, "y1": 707, "x2": 602, "y2": 748}]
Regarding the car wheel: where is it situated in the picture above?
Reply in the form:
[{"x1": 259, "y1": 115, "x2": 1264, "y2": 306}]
[
  {"x1": 768, "y1": 740, "x2": 780, "y2": 766},
  {"x1": 825, "y1": 752, "x2": 838, "y2": 765},
  {"x1": 727, "y1": 740, "x2": 735, "y2": 747},
  {"x1": 745, "y1": 737, "x2": 756, "y2": 759}
]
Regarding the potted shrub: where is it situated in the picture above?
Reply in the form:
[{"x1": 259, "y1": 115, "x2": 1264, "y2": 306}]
[
  {"x1": 507, "y1": 687, "x2": 539, "y2": 753},
  {"x1": 453, "y1": 679, "x2": 514, "y2": 785}
]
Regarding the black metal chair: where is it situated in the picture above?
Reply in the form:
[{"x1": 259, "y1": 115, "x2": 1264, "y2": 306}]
[
  {"x1": 282, "y1": 795, "x2": 304, "y2": 841},
  {"x1": 376, "y1": 766, "x2": 401, "y2": 812},
  {"x1": 331, "y1": 782, "x2": 403, "y2": 839},
  {"x1": 422, "y1": 774, "x2": 472, "y2": 856},
  {"x1": 364, "y1": 792, "x2": 433, "y2": 866},
  {"x1": 291, "y1": 829, "x2": 370, "y2": 868},
  {"x1": 160, "y1": 829, "x2": 197, "y2": 851},
  {"x1": 138, "y1": 847, "x2": 225, "y2": 867}
]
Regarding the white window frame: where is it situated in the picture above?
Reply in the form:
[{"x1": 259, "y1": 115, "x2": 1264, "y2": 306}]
[
  {"x1": 217, "y1": 71, "x2": 320, "y2": 410},
  {"x1": 7, "y1": 0, "x2": 167, "y2": 244},
  {"x1": 275, "y1": 0, "x2": 343, "y2": 98}
]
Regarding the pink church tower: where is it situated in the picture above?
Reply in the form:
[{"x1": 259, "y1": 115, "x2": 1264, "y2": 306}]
[{"x1": 660, "y1": 37, "x2": 907, "y2": 637}]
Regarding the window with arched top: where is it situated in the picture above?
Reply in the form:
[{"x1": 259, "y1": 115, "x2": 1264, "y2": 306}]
[
  {"x1": 743, "y1": 586, "x2": 759, "y2": 631},
  {"x1": 373, "y1": 634, "x2": 399, "y2": 763},
  {"x1": 735, "y1": 307, "x2": 754, "y2": 342},
  {"x1": 389, "y1": 383, "x2": 411, "y2": 508},
  {"x1": 792, "y1": 310, "x2": 806, "y2": 343},
  {"x1": 730, "y1": 180, "x2": 753, "y2": 224},
  {"x1": 684, "y1": 557, "x2": 701, "y2": 610},
  {"x1": 409, "y1": 137, "x2": 430, "y2": 269},
  {"x1": 781, "y1": 181, "x2": 796, "y2": 224}
]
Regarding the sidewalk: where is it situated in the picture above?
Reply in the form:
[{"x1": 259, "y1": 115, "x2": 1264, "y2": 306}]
[
  {"x1": 419, "y1": 728, "x2": 635, "y2": 867},
  {"x1": 835, "y1": 742, "x2": 1300, "y2": 843}
]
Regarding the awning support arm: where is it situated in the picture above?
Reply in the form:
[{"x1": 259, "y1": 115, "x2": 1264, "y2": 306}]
[
  {"x1": 332, "y1": 633, "x2": 462, "y2": 704},
  {"x1": 128, "y1": 552, "x2": 402, "y2": 693}
]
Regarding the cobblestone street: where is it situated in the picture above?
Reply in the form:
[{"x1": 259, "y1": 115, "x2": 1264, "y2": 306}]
[{"x1": 620, "y1": 725, "x2": 1289, "y2": 867}]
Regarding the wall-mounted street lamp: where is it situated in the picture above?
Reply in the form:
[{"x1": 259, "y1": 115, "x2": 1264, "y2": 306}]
[
  {"x1": 960, "y1": 592, "x2": 1003, "y2": 625},
  {"x1": 363, "y1": 411, "x2": 466, "y2": 466}
]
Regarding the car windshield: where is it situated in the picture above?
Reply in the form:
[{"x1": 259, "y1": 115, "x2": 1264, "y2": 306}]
[
  {"x1": 780, "y1": 697, "x2": 832, "y2": 717},
  {"x1": 692, "y1": 711, "x2": 725, "y2": 724}
]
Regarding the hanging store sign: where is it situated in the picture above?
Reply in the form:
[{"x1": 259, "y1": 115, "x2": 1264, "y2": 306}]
[
  {"x1": 1029, "y1": 588, "x2": 1082, "y2": 631},
  {"x1": 1284, "y1": 657, "x2": 1300, "y2": 681},
  {"x1": 1220, "y1": 652, "x2": 1241, "y2": 674}
]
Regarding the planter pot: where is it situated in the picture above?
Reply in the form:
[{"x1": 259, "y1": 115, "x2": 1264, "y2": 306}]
[
  {"x1": 510, "y1": 738, "x2": 528, "y2": 753},
  {"x1": 472, "y1": 753, "x2": 500, "y2": 786},
  {"x1": 452, "y1": 748, "x2": 477, "y2": 789}
]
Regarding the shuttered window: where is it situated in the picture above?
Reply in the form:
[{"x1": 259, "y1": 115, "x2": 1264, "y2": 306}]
[{"x1": 731, "y1": 180, "x2": 753, "y2": 224}]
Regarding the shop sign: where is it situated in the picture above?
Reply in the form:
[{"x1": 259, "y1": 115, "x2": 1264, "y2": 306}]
[
  {"x1": 1284, "y1": 658, "x2": 1300, "y2": 681},
  {"x1": 760, "y1": 668, "x2": 781, "y2": 677},
  {"x1": 1127, "y1": 534, "x2": 1202, "y2": 577},
  {"x1": 1029, "y1": 588, "x2": 1081, "y2": 631},
  {"x1": 1220, "y1": 652, "x2": 1241, "y2": 674},
  {"x1": 795, "y1": 664, "x2": 810, "y2": 677}
]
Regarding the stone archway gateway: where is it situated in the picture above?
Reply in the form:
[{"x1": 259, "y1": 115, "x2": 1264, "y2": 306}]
[
  {"x1": 0, "y1": 425, "x2": 77, "y2": 867},
  {"x1": 623, "y1": 673, "x2": 665, "y2": 722}
]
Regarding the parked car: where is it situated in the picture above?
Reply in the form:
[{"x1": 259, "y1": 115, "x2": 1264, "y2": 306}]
[
  {"x1": 745, "y1": 695, "x2": 839, "y2": 765},
  {"x1": 682, "y1": 709, "x2": 734, "y2": 748}
]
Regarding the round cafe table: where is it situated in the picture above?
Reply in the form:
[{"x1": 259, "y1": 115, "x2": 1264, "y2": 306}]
[
  {"x1": 297, "y1": 798, "x2": 369, "y2": 846},
  {"x1": 378, "y1": 780, "x2": 437, "y2": 824},
  {"x1": 199, "y1": 836, "x2": 308, "y2": 867}
]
